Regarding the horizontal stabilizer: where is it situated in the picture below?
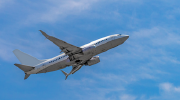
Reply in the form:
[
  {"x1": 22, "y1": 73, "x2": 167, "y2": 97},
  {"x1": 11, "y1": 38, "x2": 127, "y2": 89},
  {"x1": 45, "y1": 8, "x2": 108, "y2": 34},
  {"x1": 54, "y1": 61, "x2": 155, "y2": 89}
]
[
  {"x1": 61, "y1": 70, "x2": 69, "y2": 80},
  {"x1": 14, "y1": 64, "x2": 34, "y2": 72}
]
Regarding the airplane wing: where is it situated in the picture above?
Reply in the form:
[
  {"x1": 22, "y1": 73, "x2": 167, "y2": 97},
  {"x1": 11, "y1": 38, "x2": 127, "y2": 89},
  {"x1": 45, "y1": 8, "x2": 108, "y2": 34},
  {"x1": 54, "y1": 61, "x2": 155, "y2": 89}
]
[{"x1": 39, "y1": 30, "x2": 82, "y2": 55}]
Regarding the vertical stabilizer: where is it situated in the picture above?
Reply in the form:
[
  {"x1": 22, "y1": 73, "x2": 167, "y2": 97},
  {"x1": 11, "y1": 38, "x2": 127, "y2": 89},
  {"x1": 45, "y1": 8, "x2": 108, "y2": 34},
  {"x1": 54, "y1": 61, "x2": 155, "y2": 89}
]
[
  {"x1": 13, "y1": 49, "x2": 46, "y2": 66},
  {"x1": 24, "y1": 74, "x2": 30, "y2": 80},
  {"x1": 14, "y1": 64, "x2": 33, "y2": 80}
]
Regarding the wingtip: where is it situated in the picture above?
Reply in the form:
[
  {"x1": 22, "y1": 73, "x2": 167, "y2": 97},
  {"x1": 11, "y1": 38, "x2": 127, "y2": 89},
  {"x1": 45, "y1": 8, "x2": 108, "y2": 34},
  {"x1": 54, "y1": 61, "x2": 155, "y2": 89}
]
[
  {"x1": 14, "y1": 63, "x2": 19, "y2": 66},
  {"x1": 13, "y1": 49, "x2": 18, "y2": 52},
  {"x1": 39, "y1": 30, "x2": 49, "y2": 38},
  {"x1": 39, "y1": 30, "x2": 44, "y2": 33}
]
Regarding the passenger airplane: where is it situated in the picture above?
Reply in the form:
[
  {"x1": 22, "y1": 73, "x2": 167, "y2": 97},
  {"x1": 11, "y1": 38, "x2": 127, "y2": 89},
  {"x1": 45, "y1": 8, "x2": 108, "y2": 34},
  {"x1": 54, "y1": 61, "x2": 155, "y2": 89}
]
[{"x1": 13, "y1": 30, "x2": 129, "y2": 80}]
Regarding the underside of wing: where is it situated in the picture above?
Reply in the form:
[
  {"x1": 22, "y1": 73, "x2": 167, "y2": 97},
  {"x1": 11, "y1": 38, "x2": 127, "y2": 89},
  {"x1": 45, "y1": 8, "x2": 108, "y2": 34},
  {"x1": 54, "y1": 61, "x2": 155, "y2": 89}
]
[{"x1": 39, "y1": 30, "x2": 82, "y2": 55}]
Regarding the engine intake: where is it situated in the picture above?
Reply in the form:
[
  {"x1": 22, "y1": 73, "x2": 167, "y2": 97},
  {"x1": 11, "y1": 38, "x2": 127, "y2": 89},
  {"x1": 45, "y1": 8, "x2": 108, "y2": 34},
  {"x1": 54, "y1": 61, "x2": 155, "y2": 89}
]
[{"x1": 86, "y1": 56, "x2": 100, "y2": 66}]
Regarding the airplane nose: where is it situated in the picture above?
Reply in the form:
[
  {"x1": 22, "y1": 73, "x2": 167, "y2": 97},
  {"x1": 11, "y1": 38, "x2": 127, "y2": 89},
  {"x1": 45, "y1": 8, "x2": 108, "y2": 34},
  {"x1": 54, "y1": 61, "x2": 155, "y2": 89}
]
[
  {"x1": 126, "y1": 35, "x2": 129, "y2": 39},
  {"x1": 123, "y1": 35, "x2": 129, "y2": 41}
]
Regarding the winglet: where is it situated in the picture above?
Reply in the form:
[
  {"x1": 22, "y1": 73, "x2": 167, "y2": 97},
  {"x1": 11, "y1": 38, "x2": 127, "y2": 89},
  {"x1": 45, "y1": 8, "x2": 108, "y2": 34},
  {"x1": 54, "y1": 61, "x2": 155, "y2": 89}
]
[
  {"x1": 39, "y1": 30, "x2": 50, "y2": 39},
  {"x1": 61, "y1": 70, "x2": 69, "y2": 80}
]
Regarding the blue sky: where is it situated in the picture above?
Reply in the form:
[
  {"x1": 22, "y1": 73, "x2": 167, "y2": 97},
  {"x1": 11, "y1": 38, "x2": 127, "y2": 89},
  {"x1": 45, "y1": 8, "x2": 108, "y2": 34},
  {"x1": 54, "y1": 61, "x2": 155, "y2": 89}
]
[{"x1": 1, "y1": 0, "x2": 180, "y2": 100}]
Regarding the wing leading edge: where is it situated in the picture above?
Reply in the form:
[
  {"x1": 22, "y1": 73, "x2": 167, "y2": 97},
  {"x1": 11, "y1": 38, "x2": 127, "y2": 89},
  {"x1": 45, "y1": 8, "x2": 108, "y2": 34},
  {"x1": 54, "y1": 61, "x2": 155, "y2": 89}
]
[{"x1": 39, "y1": 30, "x2": 82, "y2": 56}]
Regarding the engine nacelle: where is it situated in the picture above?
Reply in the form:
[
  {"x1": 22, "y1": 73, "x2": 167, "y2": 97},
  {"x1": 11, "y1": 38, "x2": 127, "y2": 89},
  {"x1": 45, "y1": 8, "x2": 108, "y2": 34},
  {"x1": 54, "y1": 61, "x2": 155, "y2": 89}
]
[
  {"x1": 86, "y1": 56, "x2": 100, "y2": 66},
  {"x1": 82, "y1": 45, "x2": 96, "y2": 55}
]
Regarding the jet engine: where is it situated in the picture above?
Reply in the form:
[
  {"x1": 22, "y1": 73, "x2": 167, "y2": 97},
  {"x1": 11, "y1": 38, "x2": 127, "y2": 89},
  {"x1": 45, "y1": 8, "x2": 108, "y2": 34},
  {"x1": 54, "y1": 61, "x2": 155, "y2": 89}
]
[
  {"x1": 86, "y1": 56, "x2": 100, "y2": 66},
  {"x1": 82, "y1": 45, "x2": 96, "y2": 55}
]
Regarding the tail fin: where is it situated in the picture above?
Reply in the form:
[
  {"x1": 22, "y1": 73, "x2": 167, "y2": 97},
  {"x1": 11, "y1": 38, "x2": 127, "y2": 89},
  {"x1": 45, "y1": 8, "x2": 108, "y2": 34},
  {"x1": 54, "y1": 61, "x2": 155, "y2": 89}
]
[
  {"x1": 13, "y1": 49, "x2": 46, "y2": 66},
  {"x1": 24, "y1": 74, "x2": 31, "y2": 80},
  {"x1": 61, "y1": 70, "x2": 69, "y2": 80},
  {"x1": 14, "y1": 64, "x2": 34, "y2": 80}
]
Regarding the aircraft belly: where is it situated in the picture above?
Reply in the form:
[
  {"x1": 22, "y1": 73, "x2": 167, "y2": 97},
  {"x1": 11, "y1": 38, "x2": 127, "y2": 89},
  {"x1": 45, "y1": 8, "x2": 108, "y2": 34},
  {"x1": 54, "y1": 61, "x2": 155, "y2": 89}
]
[
  {"x1": 111, "y1": 38, "x2": 124, "y2": 48},
  {"x1": 94, "y1": 38, "x2": 125, "y2": 55},
  {"x1": 79, "y1": 54, "x2": 93, "y2": 61},
  {"x1": 94, "y1": 42, "x2": 112, "y2": 55}
]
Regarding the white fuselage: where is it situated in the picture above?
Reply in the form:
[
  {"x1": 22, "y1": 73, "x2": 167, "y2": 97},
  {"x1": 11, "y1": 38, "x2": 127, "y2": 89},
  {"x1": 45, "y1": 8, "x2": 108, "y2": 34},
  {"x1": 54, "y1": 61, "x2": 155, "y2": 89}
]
[{"x1": 26, "y1": 34, "x2": 129, "y2": 74}]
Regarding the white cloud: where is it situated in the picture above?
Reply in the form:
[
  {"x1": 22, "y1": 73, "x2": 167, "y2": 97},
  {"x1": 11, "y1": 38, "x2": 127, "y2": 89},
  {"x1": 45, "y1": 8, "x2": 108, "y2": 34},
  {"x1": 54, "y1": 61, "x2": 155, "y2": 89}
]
[
  {"x1": 18, "y1": 0, "x2": 149, "y2": 25},
  {"x1": 131, "y1": 27, "x2": 180, "y2": 64},
  {"x1": 24, "y1": 0, "x2": 98, "y2": 24},
  {"x1": 0, "y1": 32, "x2": 54, "y2": 62},
  {"x1": 106, "y1": 27, "x2": 180, "y2": 65},
  {"x1": 0, "y1": 0, "x2": 7, "y2": 6},
  {"x1": 120, "y1": 94, "x2": 137, "y2": 100},
  {"x1": 58, "y1": 77, "x2": 125, "y2": 100},
  {"x1": 147, "y1": 83, "x2": 180, "y2": 100},
  {"x1": 0, "y1": 0, "x2": 13, "y2": 9},
  {"x1": 160, "y1": 83, "x2": 180, "y2": 93},
  {"x1": 97, "y1": 27, "x2": 180, "y2": 83}
]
